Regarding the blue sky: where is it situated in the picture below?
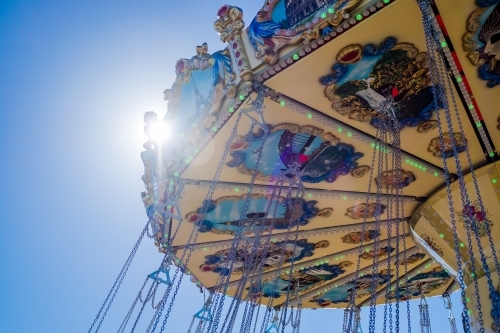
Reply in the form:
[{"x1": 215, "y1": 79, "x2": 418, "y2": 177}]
[{"x1": 0, "y1": 0, "x2": 465, "y2": 332}]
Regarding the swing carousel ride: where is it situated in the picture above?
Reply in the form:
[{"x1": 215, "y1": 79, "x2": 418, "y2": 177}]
[{"x1": 89, "y1": 0, "x2": 500, "y2": 332}]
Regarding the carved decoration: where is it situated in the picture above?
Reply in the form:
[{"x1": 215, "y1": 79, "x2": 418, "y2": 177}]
[
  {"x1": 214, "y1": 5, "x2": 253, "y2": 82},
  {"x1": 164, "y1": 43, "x2": 236, "y2": 131},
  {"x1": 428, "y1": 133, "x2": 467, "y2": 158}
]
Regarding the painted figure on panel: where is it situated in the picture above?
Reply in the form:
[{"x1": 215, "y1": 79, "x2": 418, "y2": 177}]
[
  {"x1": 185, "y1": 194, "x2": 332, "y2": 235},
  {"x1": 359, "y1": 246, "x2": 395, "y2": 260},
  {"x1": 345, "y1": 203, "x2": 386, "y2": 220},
  {"x1": 310, "y1": 271, "x2": 393, "y2": 306},
  {"x1": 199, "y1": 239, "x2": 329, "y2": 276},
  {"x1": 247, "y1": 261, "x2": 353, "y2": 298},
  {"x1": 321, "y1": 37, "x2": 442, "y2": 130},
  {"x1": 341, "y1": 230, "x2": 380, "y2": 244},
  {"x1": 463, "y1": 0, "x2": 500, "y2": 87},
  {"x1": 375, "y1": 169, "x2": 416, "y2": 189},
  {"x1": 388, "y1": 268, "x2": 451, "y2": 300},
  {"x1": 226, "y1": 124, "x2": 363, "y2": 183}
]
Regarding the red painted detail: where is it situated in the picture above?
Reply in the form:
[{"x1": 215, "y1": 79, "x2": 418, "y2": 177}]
[
  {"x1": 341, "y1": 50, "x2": 361, "y2": 62},
  {"x1": 299, "y1": 155, "x2": 309, "y2": 163},
  {"x1": 435, "y1": 14, "x2": 449, "y2": 36},
  {"x1": 217, "y1": 5, "x2": 229, "y2": 17},
  {"x1": 433, "y1": 11, "x2": 484, "y2": 121},
  {"x1": 451, "y1": 51, "x2": 463, "y2": 72},
  {"x1": 391, "y1": 86, "x2": 399, "y2": 97}
]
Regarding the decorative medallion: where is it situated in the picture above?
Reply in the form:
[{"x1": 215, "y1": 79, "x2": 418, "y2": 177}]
[
  {"x1": 397, "y1": 253, "x2": 426, "y2": 266},
  {"x1": 321, "y1": 37, "x2": 441, "y2": 130},
  {"x1": 310, "y1": 270, "x2": 393, "y2": 306},
  {"x1": 199, "y1": 239, "x2": 329, "y2": 275},
  {"x1": 214, "y1": 5, "x2": 253, "y2": 82},
  {"x1": 375, "y1": 169, "x2": 416, "y2": 189},
  {"x1": 351, "y1": 165, "x2": 370, "y2": 178},
  {"x1": 341, "y1": 230, "x2": 380, "y2": 244},
  {"x1": 247, "y1": 0, "x2": 362, "y2": 65},
  {"x1": 417, "y1": 120, "x2": 438, "y2": 133},
  {"x1": 359, "y1": 246, "x2": 395, "y2": 260},
  {"x1": 164, "y1": 43, "x2": 236, "y2": 130},
  {"x1": 226, "y1": 123, "x2": 363, "y2": 183},
  {"x1": 247, "y1": 261, "x2": 353, "y2": 299},
  {"x1": 457, "y1": 201, "x2": 493, "y2": 238},
  {"x1": 388, "y1": 268, "x2": 451, "y2": 300},
  {"x1": 345, "y1": 203, "x2": 386, "y2": 220},
  {"x1": 463, "y1": 0, "x2": 500, "y2": 87},
  {"x1": 421, "y1": 234, "x2": 444, "y2": 257},
  {"x1": 185, "y1": 194, "x2": 332, "y2": 235},
  {"x1": 214, "y1": 5, "x2": 245, "y2": 42},
  {"x1": 428, "y1": 133, "x2": 467, "y2": 158}
]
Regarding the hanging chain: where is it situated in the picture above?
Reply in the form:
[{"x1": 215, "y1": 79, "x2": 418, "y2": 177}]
[
  {"x1": 88, "y1": 222, "x2": 149, "y2": 333},
  {"x1": 419, "y1": 2, "x2": 473, "y2": 332}
]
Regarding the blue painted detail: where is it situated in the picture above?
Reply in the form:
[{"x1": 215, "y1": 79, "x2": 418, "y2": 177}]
[
  {"x1": 211, "y1": 51, "x2": 233, "y2": 86},
  {"x1": 477, "y1": 0, "x2": 500, "y2": 8},
  {"x1": 362, "y1": 37, "x2": 397, "y2": 56},
  {"x1": 149, "y1": 265, "x2": 172, "y2": 285},
  {"x1": 194, "y1": 305, "x2": 213, "y2": 322},
  {"x1": 247, "y1": 262, "x2": 349, "y2": 298},
  {"x1": 490, "y1": 286, "x2": 500, "y2": 328},
  {"x1": 265, "y1": 322, "x2": 279, "y2": 333},
  {"x1": 248, "y1": 17, "x2": 283, "y2": 53},
  {"x1": 319, "y1": 37, "x2": 443, "y2": 128},
  {"x1": 322, "y1": 26, "x2": 333, "y2": 37},
  {"x1": 478, "y1": 63, "x2": 500, "y2": 87},
  {"x1": 319, "y1": 63, "x2": 348, "y2": 85}
]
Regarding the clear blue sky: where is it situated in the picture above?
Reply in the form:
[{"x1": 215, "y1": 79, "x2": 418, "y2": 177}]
[{"x1": 0, "y1": 0, "x2": 465, "y2": 332}]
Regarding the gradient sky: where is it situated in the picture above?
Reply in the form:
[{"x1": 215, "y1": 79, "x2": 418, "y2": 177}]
[{"x1": 0, "y1": 0, "x2": 466, "y2": 332}]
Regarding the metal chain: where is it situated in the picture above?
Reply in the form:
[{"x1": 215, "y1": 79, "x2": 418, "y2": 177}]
[
  {"x1": 152, "y1": 112, "x2": 247, "y2": 333},
  {"x1": 419, "y1": 2, "x2": 473, "y2": 331},
  {"x1": 88, "y1": 222, "x2": 149, "y2": 333},
  {"x1": 117, "y1": 276, "x2": 149, "y2": 333}
]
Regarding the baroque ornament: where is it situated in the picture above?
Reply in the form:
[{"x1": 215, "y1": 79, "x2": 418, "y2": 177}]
[
  {"x1": 321, "y1": 37, "x2": 441, "y2": 130},
  {"x1": 375, "y1": 169, "x2": 416, "y2": 189},
  {"x1": 163, "y1": 43, "x2": 236, "y2": 130},
  {"x1": 359, "y1": 245, "x2": 395, "y2": 260},
  {"x1": 345, "y1": 203, "x2": 386, "y2": 220},
  {"x1": 341, "y1": 230, "x2": 380, "y2": 244},
  {"x1": 247, "y1": 0, "x2": 362, "y2": 65},
  {"x1": 463, "y1": 0, "x2": 500, "y2": 87},
  {"x1": 214, "y1": 5, "x2": 253, "y2": 81},
  {"x1": 428, "y1": 133, "x2": 467, "y2": 158}
]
